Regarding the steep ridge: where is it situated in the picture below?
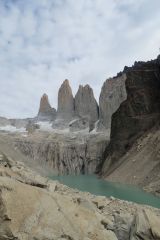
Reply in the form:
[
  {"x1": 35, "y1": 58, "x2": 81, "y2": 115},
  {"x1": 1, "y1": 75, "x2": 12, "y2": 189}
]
[{"x1": 100, "y1": 56, "x2": 160, "y2": 193}]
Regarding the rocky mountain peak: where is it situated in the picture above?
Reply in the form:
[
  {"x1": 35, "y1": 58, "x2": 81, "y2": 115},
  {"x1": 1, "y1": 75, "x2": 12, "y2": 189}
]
[
  {"x1": 38, "y1": 93, "x2": 56, "y2": 121},
  {"x1": 57, "y1": 79, "x2": 74, "y2": 118},
  {"x1": 39, "y1": 93, "x2": 52, "y2": 113},
  {"x1": 75, "y1": 84, "x2": 99, "y2": 128}
]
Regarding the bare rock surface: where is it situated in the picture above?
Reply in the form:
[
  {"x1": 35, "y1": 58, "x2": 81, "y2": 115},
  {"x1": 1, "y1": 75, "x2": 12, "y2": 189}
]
[
  {"x1": 75, "y1": 85, "x2": 99, "y2": 130},
  {"x1": 69, "y1": 117, "x2": 89, "y2": 132},
  {"x1": 37, "y1": 93, "x2": 56, "y2": 121},
  {"x1": 57, "y1": 79, "x2": 75, "y2": 120},
  {"x1": 0, "y1": 152, "x2": 160, "y2": 240},
  {"x1": 99, "y1": 73, "x2": 127, "y2": 130},
  {"x1": 12, "y1": 131, "x2": 109, "y2": 175}
]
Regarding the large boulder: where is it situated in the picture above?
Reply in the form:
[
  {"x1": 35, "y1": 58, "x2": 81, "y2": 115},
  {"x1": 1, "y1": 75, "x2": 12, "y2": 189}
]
[
  {"x1": 75, "y1": 84, "x2": 99, "y2": 129},
  {"x1": 130, "y1": 209, "x2": 160, "y2": 240},
  {"x1": 37, "y1": 93, "x2": 56, "y2": 121},
  {"x1": 57, "y1": 79, "x2": 75, "y2": 120}
]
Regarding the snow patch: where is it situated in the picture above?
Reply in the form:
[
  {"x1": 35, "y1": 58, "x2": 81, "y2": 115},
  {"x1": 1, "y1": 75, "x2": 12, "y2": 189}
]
[
  {"x1": 37, "y1": 121, "x2": 70, "y2": 133},
  {"x1": 37, "y1": 121, "x2": 53, "y2": 131},
  {"x1": 0, "y1": 125, "x2": 26, "y2": 133}
]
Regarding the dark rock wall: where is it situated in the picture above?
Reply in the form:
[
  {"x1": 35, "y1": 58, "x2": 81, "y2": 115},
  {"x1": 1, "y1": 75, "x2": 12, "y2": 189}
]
[{"x1": 100, "y1": 57, "x2": 160, "y2": 175}]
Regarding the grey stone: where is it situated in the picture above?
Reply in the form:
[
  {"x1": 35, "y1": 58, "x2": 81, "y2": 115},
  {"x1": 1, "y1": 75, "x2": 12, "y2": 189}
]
[
  {"x1": 99, "y1": 74, "x2": 127, "y2": 130},
  {"x1": 37, "y1": 93, "x2": 56, "y2": 121},
  {"x1": 57, "y1": 79, "x2": 75, "y2": 119},
  {"x1": 75, "y1": 84, "x2": 99, "y2": 129}
]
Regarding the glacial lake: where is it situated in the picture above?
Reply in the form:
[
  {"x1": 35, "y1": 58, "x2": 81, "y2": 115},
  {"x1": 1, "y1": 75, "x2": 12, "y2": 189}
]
[{"x1": 51, "y1": 174, "x2": 160, "y2": 209}]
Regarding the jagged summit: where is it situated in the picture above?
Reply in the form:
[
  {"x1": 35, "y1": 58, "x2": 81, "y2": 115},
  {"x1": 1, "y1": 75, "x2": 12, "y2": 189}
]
[
  {"x1": 57, "y1": 79, "x2": 74, "y2": 119},
  {"x1": 38, "y1": 93, "x2": 52, "y2": 113},
  {"x1": 37, "y1": 93, "x2": 56, "y2": 121},
  {"x1": 75, "y1": 84, "x2": 99, "y2": 128}
]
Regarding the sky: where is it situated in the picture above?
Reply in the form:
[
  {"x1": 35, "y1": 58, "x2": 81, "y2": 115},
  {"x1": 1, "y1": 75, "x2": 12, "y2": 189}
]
[{"x1": 0, "y1": 0, "x2": 160, "y2": 118}]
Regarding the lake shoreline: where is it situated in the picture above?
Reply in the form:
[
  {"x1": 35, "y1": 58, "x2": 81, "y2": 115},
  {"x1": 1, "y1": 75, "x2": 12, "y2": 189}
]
[{"x1": 50, "y1": 174, "x2": 160, "y2": 209}]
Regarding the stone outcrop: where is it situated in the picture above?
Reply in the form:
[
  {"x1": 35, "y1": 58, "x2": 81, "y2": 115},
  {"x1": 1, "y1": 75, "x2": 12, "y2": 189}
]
[
  {"x1": 100, "y1": 57, "x2": 160, "y2": 179},
  {"x1": 99, "y1": 73, "x2": 127, "y2": 130},
  {"x1": 0, "y1": 152, "x2": 160, "y2": 240},
  {"x1": 75, "y1": 85, "x2": 99, "y2": 129},
  {"x1": 38, "y1": 93, "x2": 56, "y2": 121},
  {"x1": 57, "y1": 79, "x2": 75, "y2": 119}
]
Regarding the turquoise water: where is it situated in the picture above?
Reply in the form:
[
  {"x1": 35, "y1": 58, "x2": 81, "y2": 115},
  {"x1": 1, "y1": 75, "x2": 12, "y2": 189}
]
[{"x1": 51, "y1": 174, "x2": 160, "y2": 209}]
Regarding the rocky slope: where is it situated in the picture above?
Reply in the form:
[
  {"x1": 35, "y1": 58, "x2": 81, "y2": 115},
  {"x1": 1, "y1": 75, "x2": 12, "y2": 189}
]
[
  {"x1": 103, "y1": 125, "x2": 160, "y2": 196},
  {"x1": 0, "y1": 152, "x2": 160, "y2": 240},
  {"x1": 100, "y1": 57, "x2": 160, "y2": 194},
  {"x1": 0, "y1": 116, "x2": 32, "y2": 129}
]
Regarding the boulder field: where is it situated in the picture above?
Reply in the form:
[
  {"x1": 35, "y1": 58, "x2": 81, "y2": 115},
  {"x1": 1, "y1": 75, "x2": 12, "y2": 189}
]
[{"x1": 0, "y1": 152, "x2": 160, "y2": 240}]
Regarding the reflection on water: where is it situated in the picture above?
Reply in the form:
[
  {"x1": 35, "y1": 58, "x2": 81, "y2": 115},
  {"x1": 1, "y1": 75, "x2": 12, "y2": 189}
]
[{"x1": 51, "y1": 174, "x2": 160, "y2": 209}]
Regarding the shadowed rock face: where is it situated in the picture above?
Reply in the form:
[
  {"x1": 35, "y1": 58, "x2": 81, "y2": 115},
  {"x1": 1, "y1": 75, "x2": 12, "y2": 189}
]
[
  {"x1": 100, "y1": 57, "x2": 160, "y2": 176},
  {"x1": 57, "y1": 79, "x2": 75, "y2": 119},
  {"x1": 75, "y1": 84, "x2": 99, "y2": 128},
  {"x1": 99, "y1": 74, "x2": 127, "y2": 130},
  {"x1": 38, "y1": 93, "x2": 56, "y2": 121}
]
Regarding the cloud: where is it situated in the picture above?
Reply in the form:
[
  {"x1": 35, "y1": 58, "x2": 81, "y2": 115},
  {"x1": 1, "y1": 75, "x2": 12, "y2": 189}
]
[{"x1": 0, "y1": 0, "x2": 160, "y2": 118}]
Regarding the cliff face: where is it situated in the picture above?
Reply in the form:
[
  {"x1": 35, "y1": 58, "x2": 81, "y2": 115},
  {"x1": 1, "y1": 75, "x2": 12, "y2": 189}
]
[
  {"x1": 38, "y1": 93, "x2": 56, "y2": 121},
  {"x1": 14, "y1": 132, "x2": 108, "y2": 175},
  {"x1": 99, "y1": 74, "x2": 127, "y2": 130},
  {"x1": 75, "y1": 85, "x2": 99, "y2": 129},
  {"x1": 100, "y1": 57, "x2": 160, "y2": 177}
]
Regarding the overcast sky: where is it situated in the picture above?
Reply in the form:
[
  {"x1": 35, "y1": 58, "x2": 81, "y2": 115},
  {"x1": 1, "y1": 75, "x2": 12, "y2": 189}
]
[{"x1": 0, "y1": 0, "x2": 160, "y2": 118}]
